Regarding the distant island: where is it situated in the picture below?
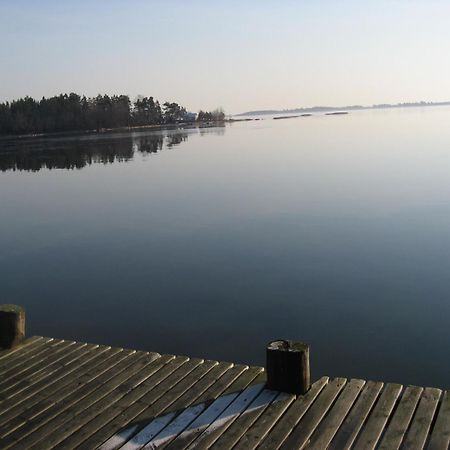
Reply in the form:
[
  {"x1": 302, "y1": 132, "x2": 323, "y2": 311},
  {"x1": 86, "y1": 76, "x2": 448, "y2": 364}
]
[{"x1": 235, "y1": 100, "x2": 450, "y2": 116}]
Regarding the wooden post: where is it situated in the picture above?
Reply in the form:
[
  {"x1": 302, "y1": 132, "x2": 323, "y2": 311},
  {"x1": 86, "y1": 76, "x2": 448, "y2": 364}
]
[
  {"x1": 0, "y1": 304, "x2": 25, "y2": 349},
  {"x1": 266, "y1": 340, "x2": 310, "y2": 395}
]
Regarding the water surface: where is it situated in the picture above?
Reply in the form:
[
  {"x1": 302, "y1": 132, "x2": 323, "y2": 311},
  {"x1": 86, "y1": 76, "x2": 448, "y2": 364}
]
[{"x1": 1, "y1": 108, "x2": 450, "y2": 388}]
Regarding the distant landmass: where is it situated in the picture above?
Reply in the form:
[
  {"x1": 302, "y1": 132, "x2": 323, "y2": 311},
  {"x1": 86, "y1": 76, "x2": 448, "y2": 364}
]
[{"x1": 235, "y1": 101, "x2": 450, "y2": 116}]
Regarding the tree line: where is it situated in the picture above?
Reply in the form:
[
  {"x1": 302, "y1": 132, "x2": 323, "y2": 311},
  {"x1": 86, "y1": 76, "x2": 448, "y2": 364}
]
[
  {"x1": 0, "y1": 93, "x2": 225, "y2": 136},
  {"x1": 196, "y1": 109, "x2": 225, "y2": 122}
]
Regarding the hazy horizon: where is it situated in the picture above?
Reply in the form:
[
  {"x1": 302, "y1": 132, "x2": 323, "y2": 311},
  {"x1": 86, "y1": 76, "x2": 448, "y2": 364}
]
[{"x1": 2, "y1": 1, "x2": 450, "y2": 114}]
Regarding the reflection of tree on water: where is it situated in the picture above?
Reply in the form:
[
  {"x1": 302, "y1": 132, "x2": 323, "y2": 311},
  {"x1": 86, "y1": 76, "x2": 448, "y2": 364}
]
[
  {"x1": 133, "y1": 135, "x2": 164, "y2": 155},
  {"x1": 0, "y1": 125, "x2": 225, "y2": 172},
  {"x1": 166, "y1": 133, "x2": 188, "y2": 148},
  {"x1": 199, "y1": 125, "x2": 225, "y2": 136},
  {"x1": 0, "y1": 139, "x2": 135, "y2": 172}
]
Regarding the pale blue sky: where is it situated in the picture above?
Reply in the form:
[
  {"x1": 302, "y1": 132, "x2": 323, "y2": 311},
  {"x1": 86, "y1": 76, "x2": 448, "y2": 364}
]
[{"x1": 1, "y1": 0, "x2": 450, "y2": 113}]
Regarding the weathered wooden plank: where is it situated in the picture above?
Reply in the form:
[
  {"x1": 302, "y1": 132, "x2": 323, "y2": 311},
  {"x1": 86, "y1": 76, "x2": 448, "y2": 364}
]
[
  {"x1": 0, "y1": 336, "x2": 43, "y2": 362},
  {"x1": 0, "y1": 346, "x2": 128, "y2": 438},
  {"x1": 0, "y1": 343, "x2": 101, "y2": 403},
  {"x1": 0, "y1": 339, "x2": 64, "y2": 385},
  {"x1": 144, "y1": 364, "x2": 249, "y2": 450},
  {"x1": 377, "y1": 385, "x2": 423, "y2": 450},
  {"x1": 401, "y1": 387, "x2": 442, "y2": 449},
  {"x1": 328, "y1": 380, "x2": 383, "y2": 450},
  {"x1": 11, "y1": 352, "x2": 159, "y2": 450},
  {"x1": 0, "y1": 340, "x2": 80, "y2": 396},
  {"x1": 219, "y1": 366, "x2": 264, "y2": 396},
  {"x1": 428, "y1": 390, "x2": 450, "y2": 450},
  {"x1": 138, "y1": 360, "x2": 256, "y2": 450},
  {"x1": 352, "y1": 383, "x2": 403, "y2": 450},
  {"x1": 256, "y1": 376, "x2": 329, "y2": 450},
  {"x1": 0, "y1": 339, "x2": 67, "y2": 383},
  {"x1": 82, "y1": 356, "x2": 194, "y2": 450},
  {"x1": 164, "y1": 367, "x2": 264, "y2": 450},
  {"x1": 163, "y1": 362, "x2": 237, "y2": 416},
  {"x1": 0, "y1": 348, "x2": 138, "y2": 447},
  {"x1": 136, "y1": 366, "x2": 262, "y2": 450},
  {"x1": 121, "y1": 411, "x2": 178, "y2": 450},
  {"x1": 143, "y1": 403, "x2": 208, "y2": 449},
  {"x1": 163, "y1": 392, "x2": 241, "y2": 450},
  {"x1": 279, "y1": 377, "x2": 347, "y2": 449},
  {"x1": 0, "y1": 339, "x2": 73, "y2": 382},
  {"x1": 208, "y1": 388, "x2": 279, "y2": 450},
  {"x1": 30, "y1": 353, "x2": 172, "y2": 450},
  {"x1": 0, "y1": 349, "x2": 128, "y2": 441},
  {"x1": 81, "y1": 360, "x2": 214, "y2": 450},
  {"x1": 305, "y1": 379, "x2": 366, "y2": 450},
  {"x1": 110, "y1": 361, "x2": 219, "y2": 449},
  {"x1": 78, "y1": 360, "x2": 235, "y2": 450},
  {"x1": 53, "y1": 355, "x2": 195, "y2": 450},
  {"x1": 129, "y1": 360, "x2": 217, "y2": 426},
  {"x1": 184, "y1": 379, "x2": 266, "y2": 449},
  {"x1": 0, "y1": 336, "x2": 47, "y2": 363},
  {"x1": 0, "y1": 342, "x2": 92, "y2": 411},
  {"x1": 232, "y1": 392, "x2": 295, "y2": 450},
  {"x1": 0, "y1": 344, "x2": 114, "y2": 429},
  {"x1": 48, "y1": 359, "x2": 195, "y2": 448},
  {"x1": 0, "y1": 337, "x2": 54, "y2": 370},
  {"x1": 189, "y1": 364, "x2": 252, "y2": 407}
]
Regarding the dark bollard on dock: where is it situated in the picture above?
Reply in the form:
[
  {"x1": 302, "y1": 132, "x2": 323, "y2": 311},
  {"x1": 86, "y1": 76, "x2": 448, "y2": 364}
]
[
  {"x1": 0, "y1": 304, "x2": 26, "y2": 349},
  {"x1": 266, "y1": 339, "x2": 310, "y2": 395}
]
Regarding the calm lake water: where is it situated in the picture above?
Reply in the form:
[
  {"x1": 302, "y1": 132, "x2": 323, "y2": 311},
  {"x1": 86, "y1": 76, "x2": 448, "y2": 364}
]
[{"x1": 2, "y1": 107, "x2": 450, "y2": 388}]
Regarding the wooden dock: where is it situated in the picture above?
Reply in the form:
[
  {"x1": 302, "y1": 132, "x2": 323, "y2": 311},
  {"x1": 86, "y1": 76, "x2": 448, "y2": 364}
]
[{"x1": 0, "y1": 336, "x2": 449, "y2": 449}]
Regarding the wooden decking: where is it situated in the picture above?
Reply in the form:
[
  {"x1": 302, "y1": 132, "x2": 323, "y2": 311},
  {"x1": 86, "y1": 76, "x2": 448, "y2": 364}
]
[{"x1": 0, "y1": 337, "x2": 449, "y2": 449}]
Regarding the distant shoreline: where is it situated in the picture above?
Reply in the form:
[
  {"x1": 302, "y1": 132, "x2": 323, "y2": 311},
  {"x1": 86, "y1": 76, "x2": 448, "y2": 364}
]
[{"x1": 235, "y1": 101, "x2": 450, "y2": 117}]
